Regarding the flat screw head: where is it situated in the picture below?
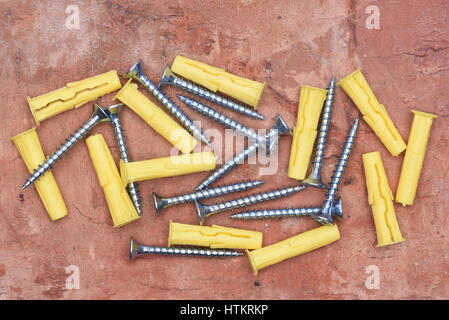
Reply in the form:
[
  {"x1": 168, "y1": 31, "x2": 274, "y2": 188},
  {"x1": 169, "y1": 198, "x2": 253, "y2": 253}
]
[
  {"x1": 194, "y1": 200, "x2": 207, "y2": 225},
  {"x1": 129, "y1": 237, "x2": 140, "y2": 260},
  {"x1": 124, "y1": 61, "x2": 143, "y2": 80},
  {"x1": 264, "y1": 115, "x2": 291, "y2": 155},
  {"x1": 93, "y1": 104, "x2": 113, "y2": 123},
  {"x1": 158, "y1": 65, "x2": 175, "y2": 88},
  {"x1": 312, "y1": 198, "x2": 343, "y2": 224},
  {"x1": 106, "y1": 104, "x2": 122, "y2": 116},
  {"x1": 302, "y1": 176, "x2": 326, "y2": 189},
  {"x1": 333, "y1": 198, "x2": 343, "y2": 221},
  {"x1": 152, "y1": 192, "x2": 163, "y2": 216}
]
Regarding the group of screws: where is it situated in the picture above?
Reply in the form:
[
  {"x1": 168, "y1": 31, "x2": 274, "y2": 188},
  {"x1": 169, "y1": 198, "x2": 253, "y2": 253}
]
[
  {"x1": 228, "y1": 78, "x2": 360, "y2": 226},
  {"x1": 21, "y1": 103, "x2": 144, "y2": 215},
  {"x1": 20, "y1": 59, "x2": 360, "y2": 260},
  {"x1": 159, "y1": 66, "x2": 265, "y2": 120}
]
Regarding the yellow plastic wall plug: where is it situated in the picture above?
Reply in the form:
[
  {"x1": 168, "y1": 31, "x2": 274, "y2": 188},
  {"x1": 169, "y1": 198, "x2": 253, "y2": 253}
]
[
  {"x1": 86, "y1": 134, "x2": 140, "y2": 228},
  {"x1": 27, "y1": 70, "x2": 121, "y2": 125},
  {"x1": 288, "y1": 85, "x2": 327, "y2": 180},
  {"x1": 362, "y1": 151, "x2": 405, "y2": 246},
  {"x1": 396, "y1": 110, "x2": 438, "y2": 206},
  {"x1": 114, "y1": 79, "x2": 197, "y2": 154},
  {"x1": 246, "y1": 224, "x2": 340, "y2": 275},
  {"x1": 338, "y1": 69, "x2": 406, "y2": 156},
  {"x1": 11, "y1": 128, "x2": 68, "y2": 221},
  {"x1": 168, "y1": 221, "x2": 262, "y2": 250},
  {"x1": 120, "y1": 152, "x2": 216, "y2": 186},
  {"x1": 171, "y1": 55, "x2": 265, "y2": 109}
]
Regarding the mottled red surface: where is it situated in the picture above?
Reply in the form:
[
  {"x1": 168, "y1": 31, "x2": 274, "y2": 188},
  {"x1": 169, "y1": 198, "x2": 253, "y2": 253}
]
[{"x1": 0, "y1": 0, "x2": 448, "y2": 300}]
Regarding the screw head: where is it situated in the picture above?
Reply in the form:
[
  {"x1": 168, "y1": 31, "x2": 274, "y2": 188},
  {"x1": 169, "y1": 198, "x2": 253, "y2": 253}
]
[
  {"x1": 158, "y1": 65, "x2": 175, "y2": 88},
  {"x1": 332, "y1": 198, "x2": 343, "y2": 221},
  {"x1": 124, "y1": 61, "x2": 143, "y2": 80},
  {"x1": 152, "y1": 192, "x2": 164, "y2": 216},
  {"x1": 264, "y1": 115, "x2": 291, "y2": 155},
  {"x1": 106, "y1": 104, "x2": 122, "y2": 115},
  {"x1": 194, "y1": 200, "x2": 207, "y2": 225},
  {"x1": 129, "y1": 237, "x2": 140, "y2": 260},
  {"x1": 302, "y1": 176, "x2": 326, "y2": 189},
  {"x1": 312, "y1": 198, "x2": 343, "y2": 224},
  {"x1": 93, "y1": 104, "x2": 112, "y2": 123}
]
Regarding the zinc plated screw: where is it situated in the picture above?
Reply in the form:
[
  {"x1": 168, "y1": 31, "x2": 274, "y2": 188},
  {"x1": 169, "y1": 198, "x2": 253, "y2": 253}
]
[
  {"x1": 124, "y1": 61, "x2": 211, "y2": 146},
  {"x1": 196, "y1": 141, "x2": 260, "y2": 191},
  {"x1": 314, "y1": 118, "x2": 360, "y2": 225},
  {"x1": 158, "y1": 66, "x2": 265, "y2": 120},
  {"x1": 194, "y1": 185, "x2": 306, "y2": 225},
  {"x1": 129, "y1": 237, "x2": 242, "y2": 260},
  {"x1": 178, "y1": 95, "x2": 290, "y2": 154},
  {"x1": 107, "y1": 105, "x2": 142, "y2": 215},
  {"x1": 21, "y1": 104, "x2": 112, "y2": 190},
  {"x1": 303, "y1": 77, "x2": 336, "y2": 189},
  {"x1": 152, "y1": 180, "x2": 264, "y2": 215},
  {"x1": 229, "y1": 198, "x2": 342, "y2": 220},
  {"x1": 195, "y1": 115, "x2": 291, "y2": 191}
]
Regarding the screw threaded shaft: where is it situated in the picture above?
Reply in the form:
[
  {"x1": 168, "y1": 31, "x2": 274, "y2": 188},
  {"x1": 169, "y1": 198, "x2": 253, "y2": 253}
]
[
  {"x1": 110, "y1": 117, "x2": 142, "y2": 215},
  {"x1": 170, "y1": 75, "x2": 265, "y2": 120},
  {"x1": 137, "y1": 245, "x2": 242, "y2": 257},
  {"x1": 230, "y1": 207, "x2": 320, "y2": 219},
  {"x1": 325, "y1": 118, "x2": 359, "y2": 202},
  {"x1": 201, "y1": 185, "x2": 306, "y2": 217},
  {"x1": 22, "y1": 114, "x2": 101, "y2": 189},
  {"x1": 162, "y1": 180, "x2": 264, "y2": 207},
  {"x1": 133, "y1": 74, "x2": 210, "y2": 145},
  {"x1": 311, "y1": 77, "x2": 336, "y2": 173},
  {"x1": 196, "y1": 142, "x2": 260, "y2": 190},
  {"x1": 178, "y1": 95, "x2": 265, "y2": 144},
  {"x1": 317, "y1": 118, "x2": 359, "y2": 225}
]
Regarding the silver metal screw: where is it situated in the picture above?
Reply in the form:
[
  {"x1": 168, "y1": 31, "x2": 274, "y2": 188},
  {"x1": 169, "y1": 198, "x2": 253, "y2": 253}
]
[
  {"x1": 303, "y1": 76, "x2": 336, "y2": 189},
  {"x1": 129, "y1": 237, "x2": 242, "y2": 260},
  {"x1": 158, "y1": 66, "x2": 265, "y2": 120},
  {"x1": 195, "y1": 115, "x2": 291, "y2": 191},
  {"x1": 107, "y1": 105, "x2": 142, "y2": 215},
  {"x1": 229, "y1": 198, "x2": 342, "y2": 221},
  {"x1": 194, "y1": 184, "x2": 306, "y2": 225},
  {"x1": 314, "y1": 118, "x2": 360, "y2": 225},
  {"x1": 153, "y1": 180, "x2": 264, "y2": 215},
  {"x1": 21, "y1": 104, "x2": 112, "y2": 190},
  {"x1": 178, "y1": 95, "x2": 290, "y2": 154},
  {"x1": 196, "y1": 141, "x2": 260, "y2": 191},
  {"x1": 124, "y1": 61, "x2": 211, "y2": 145}
]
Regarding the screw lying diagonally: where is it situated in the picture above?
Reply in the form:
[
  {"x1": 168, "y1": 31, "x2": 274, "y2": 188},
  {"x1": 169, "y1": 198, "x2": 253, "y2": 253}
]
[
  {"x1": 21, "y1": 104, "x2": 113, "y2": 190},
  {"x1": 196, "y1": 141, "x2": 260, "y2": 191},
  {"x1": 107, "y1": 105, "x2": 142, "y2": 215},
  {"x1": 229, "y1": 198, "x2": 342, "y2": 220},
  {"x1": 314, "y1": 118, "x2": 360, "y2": 225},
  {"x1": 158, "y1": 66, "x2": 265, "y2": 120},
  {"x1": 194, "y1": 185, "x2": 306, "y2": 225},
  {"x1": 303, "y1": 76, "x2": 337, "y2": 189},
  {"x1": 124, "y1": 61, "x2": 211, "y2": 145},
  {"x1": 152, "y1": 180, "x2": 264, "y2": 215},
  {"x1": 178, "y1": 95, "x2": 290, "y2": 154},
  {"x1": 195, "y1": 115, "x2": 291, "y2": 191},
  {"x1": 129, "y1": 237, "x2": 242, "y2": 260}
]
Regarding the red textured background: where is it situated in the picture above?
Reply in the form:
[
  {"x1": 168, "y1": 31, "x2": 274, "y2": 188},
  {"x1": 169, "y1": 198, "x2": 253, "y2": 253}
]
[{"x1": 0, "y1": 0, "x2": 448, "y2": 299}]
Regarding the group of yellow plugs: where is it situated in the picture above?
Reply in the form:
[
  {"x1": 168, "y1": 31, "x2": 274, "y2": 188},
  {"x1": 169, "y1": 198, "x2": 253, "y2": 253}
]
[{"x1": 11, "y1": 55, "x2": 437, "y2": 275}]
